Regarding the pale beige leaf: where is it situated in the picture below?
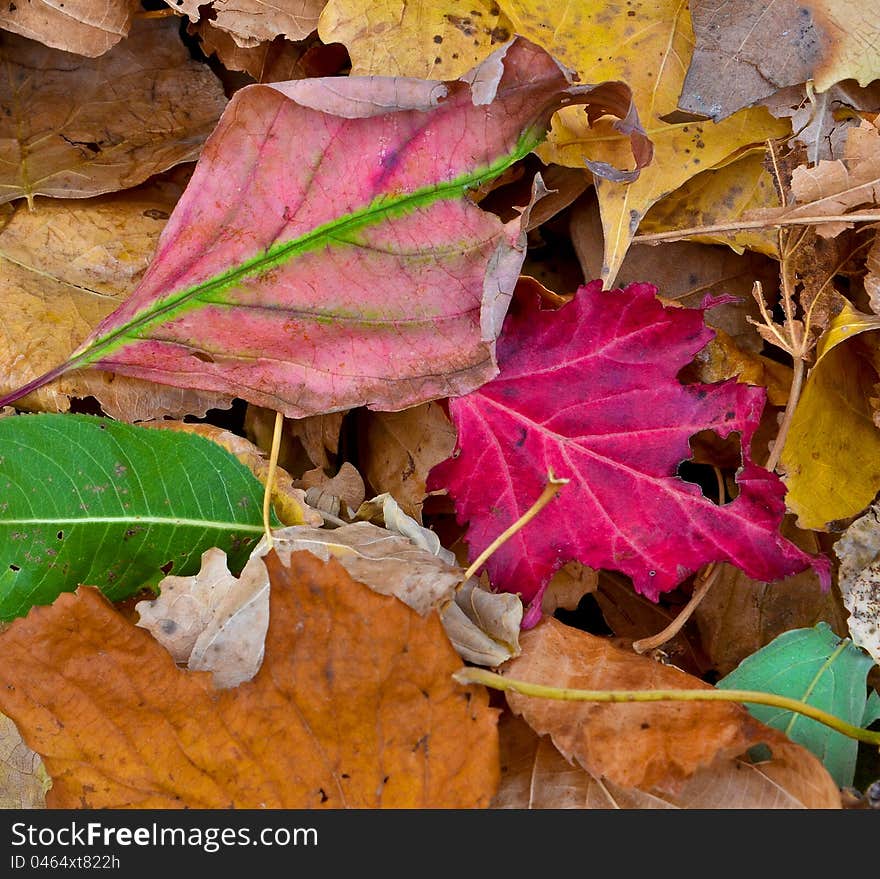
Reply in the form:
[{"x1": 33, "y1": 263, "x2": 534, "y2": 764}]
[
  {"x1": 0, "y1": 0, "x2": 139, "y2": 57},
  {"x1": 0, "y1": 175, "x2": 231, "y2": 420},
  {"x1": 541, "y1": 562, "x2": 598, "y2": 615},
  {"x1": 495, "y1": 712, "x2": 841, "y2": 808},
  {"x1": 355, "y1": 492, "x2": 455, "y2": 563},
  {"x1": 177, "y1": 0, "x2": 325, "y2": 45},
  {"x1": 0, "y1": 712, "x2": 51, "y2": 809},
  {"x1": 301, "y1": 462, "x2": 366, "y2": 518},
  {"x1": 0, "y1": 17, "x2": 227, "y2": 205},
  {"x1": 136, "y1": 548, "x2": 269, "y2": 689}
]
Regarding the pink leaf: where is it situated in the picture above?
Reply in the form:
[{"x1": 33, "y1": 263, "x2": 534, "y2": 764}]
[
  {"x1": 0, "y1": 40, "x2": 650, "y2": 417},
  {"x1": 429, "y1": 281, "x2": 829, "y2": 620}
]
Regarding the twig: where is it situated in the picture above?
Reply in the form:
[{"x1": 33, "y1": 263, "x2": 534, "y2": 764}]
[
  {"x1": 454, "y1": 668, "x2": 880, "y2": 747},
  {"x1": 261, "y1": 410, "x2": 284, "y2": 550},
  {"x1": 765, "y1": 354, "x2": 805, "y2": 472}
]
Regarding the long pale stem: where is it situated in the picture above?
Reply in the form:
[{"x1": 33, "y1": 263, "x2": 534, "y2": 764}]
[
  {"x1": 765, "y1": 354, "x2": 806, "y2": 472},
  {"x1": 262, "y1": 410, "x2": 284, "y2": 550},
  {"x1": 454, "y1": 668, "x2": 880, "y2": 746}
]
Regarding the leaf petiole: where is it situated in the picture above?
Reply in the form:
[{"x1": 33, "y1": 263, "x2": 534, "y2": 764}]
[{"x1": 455, "y1": 666, "x2": 880, "y2": 747}]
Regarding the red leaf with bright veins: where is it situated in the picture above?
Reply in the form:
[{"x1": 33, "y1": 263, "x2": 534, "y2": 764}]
[{"x1": 428, "y1": 281, "x2": 829, "y2": 624}]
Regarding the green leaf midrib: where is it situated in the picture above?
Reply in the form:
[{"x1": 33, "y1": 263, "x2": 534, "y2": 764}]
[
  {"x1": 3, "y1": 517, "x2": 267, "y2": 530},
  {"x1": 70, "y1": 130, "x2": 541, "y2": 369}
]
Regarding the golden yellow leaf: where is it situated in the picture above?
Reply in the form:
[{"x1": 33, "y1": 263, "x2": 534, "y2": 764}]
[
  {"x1": 638, "y1": 149, "x2": 780, "y2": 256},
  {"x1": 815, "y1": 302, "x2": 880, "y2": 367},
  {"x1": 0, "y1": 178, "x2": 231, "y2": 421},
  {"x1": 319, "y1": 0, "x2": 512, "y2": 78},
  {"x1": 540, "y1": 107, "x2": 789, "y2": 287},
  {"x1": 781, "y1": 343, "x2": 880, "y2": 531},
  {"x1": 0, "y1": 552, "x2": 499, "y2": 808}
]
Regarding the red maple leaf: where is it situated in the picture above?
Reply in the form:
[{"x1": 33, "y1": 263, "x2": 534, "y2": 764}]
[{"x1": 428, "y1": 281, "x2": 829, "y2": 623}]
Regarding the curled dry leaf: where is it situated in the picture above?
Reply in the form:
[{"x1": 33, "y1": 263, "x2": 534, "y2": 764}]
[
  {"x1": 494, "y1": 713, "x2": 841, "y2": 808},
  {"x1": 300, "y1": 462, "x2": 366, "y2": 519},
  {"x1": 0, "y1": 552, "x2": 499, "y2": 808},
  {"x1": 0, "y1": 712, "x2": 51, "y2": 809},
  {"x1": 0, "y1": 176, "x2": 230, "y2": 421},
  {"x1": 680, "y1": 0, "x2": 880, "y2": 121},
  {"x1": 0, "y1": 17, "x2": 227, "y2": 205},
  {"x1": 176, "y1": 0, "x2": 325, "y2": 46},
  {"x1": 358, "y1": 401, "x2": 457, "y2": 521},
  {"x1": 0, "y1": 0, "x2": 139, "y2": 58},
  {"x1": 499, "y1": 617, "x2": 818, "y2": 794}
]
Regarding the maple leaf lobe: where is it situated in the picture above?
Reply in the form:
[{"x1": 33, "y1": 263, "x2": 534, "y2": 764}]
[{"x1": 429, "y1": 280, "x2": 828, "y2": 617}]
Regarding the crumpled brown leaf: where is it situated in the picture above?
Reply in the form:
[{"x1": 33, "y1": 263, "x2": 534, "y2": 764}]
[
  {"x1": 498, "y1": 617, "x2": 832, "y2": 794},
  {"x1": 0, "y1": 17, "x2": 227, "y2": 205},
  {"x1": 494, "y1": 713, "x2": 841, "y2": 808},
  {"x1": 0, "y1": 0, "x2": 139, "y2": 58},
  {"x1": 0, "y1": 552, "x2": 499, "y2": 808},
  {"x1": 175, "y1": 0, "x2": 325, "y2": 46},
  {"x1": 0, "y1": 174, "x2": 231, "y2": 420}
]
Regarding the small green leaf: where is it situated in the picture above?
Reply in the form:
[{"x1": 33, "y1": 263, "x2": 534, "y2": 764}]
[
  {"x1": 718, "y1": 622, "x2": 878, "y2": 787},
  {"x1": 0, "y1": 413, "x2": 273, "y2": 621}
]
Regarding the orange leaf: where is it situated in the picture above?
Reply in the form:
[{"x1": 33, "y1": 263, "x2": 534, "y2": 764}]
[
  {"x1": 500, "y1": 617, "x2": 819, "y2": 793},
  {"x1": 0, "y1": 551, "x2": 499, "y2": 808}
]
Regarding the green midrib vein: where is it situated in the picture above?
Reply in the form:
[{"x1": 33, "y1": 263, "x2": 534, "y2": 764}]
[
  {"x1": 68, "y1": 130, "x2": 542, "y2": 369},
  {"x1": 3, "y1": 517, "x2": 266, "y2": 531}
]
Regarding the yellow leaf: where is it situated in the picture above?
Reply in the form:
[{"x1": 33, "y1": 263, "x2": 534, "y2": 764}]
[
  {"x1": 782, "y1": 344, "x2": 880, "y2": 531},
  {"x1": 638, "y1": 149, "x2": 780, "y2": 256},
  {"x1": 318, "y1": 0, "x2": 512, "y2": 78},
  {"x1": 815, "y1": 302, "x2": 880, "y2": 367},
  {"x1": 539, "y1": 107, "x2": 789, "y2": 286}
]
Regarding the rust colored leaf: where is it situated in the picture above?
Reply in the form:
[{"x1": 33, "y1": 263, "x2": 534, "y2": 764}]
[
  {"x1": 0, "y1": 552, "x2": 498, "y2": 808},
  {"x1": 500, "y1": 617, "x2": 797, "y2": 793},
  {"x1": 0, "y1": 18, "x2": 227, "y2": 205},
  {"x1": 494, "y1": 713, "x2": 841, "y2": 808}
]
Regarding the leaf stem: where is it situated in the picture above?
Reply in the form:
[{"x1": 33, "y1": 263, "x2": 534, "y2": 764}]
[
  {"x1": 454, "y1": 667, "x2": 880, "y2": 746},
  {"x1": 463, "y1": 471, "x2": 569, "y2": 582},
  {"x1": 765, "y1": 353, "x2": 805, "y2": 472},
  {"x1": 262, "y1": 410, "x2": 284, "y2": 550}
]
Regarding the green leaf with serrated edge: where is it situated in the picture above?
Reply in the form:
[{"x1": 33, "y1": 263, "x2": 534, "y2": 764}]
[
  {"x1": 0, "y1": 414, "x2": 275, "y2": 621},
  {"x1": 718, "y1": 623, "x2": 877, "y2": 787}
]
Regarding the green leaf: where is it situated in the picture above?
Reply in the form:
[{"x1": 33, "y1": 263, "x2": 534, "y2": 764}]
[
  {"x1": 717, "y1": 622, "x2": 878, "y2": 787},
  {"x1": 0, "y1": 413, "x2": 272, "y2": 621}
]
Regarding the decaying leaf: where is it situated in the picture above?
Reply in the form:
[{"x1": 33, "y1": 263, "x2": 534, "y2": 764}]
[
  {"x1": 136, "y1": 548, "x2": 269, "y2": 689},
  {"x1": 300, "y1": 462, "x2": 366, "y2": 518},
  {"x1": 359, "y1": 402, "x2": 457, "y2": 520},
  {"x1": 494, "y1": 713, "x2": 841, "y2": 808},
  {"x1": 835, "y1": 503, "x2": 880, "y2": 664},
  {"x1": 0, "y1": 552, "x2": 499, "y2": 807},
  {"x1": 0, "y1": 712, "x2": 51, "y2": 809},
  {"x1": 175, "y1": 0, "x2": 325, "y2": 45},
  {"x1": 0, "y1": 0, "x2": 139, "y2": 58},
  {"x1": 0, "y1": 17, "x2": 227, "y2": 205},
  {"x1": 498, "y1": 617, "x2": 834, "y2": 795},
  {"x1": 541, "y1": 562, "x2": 599, "y2": 616},
  {"x1": 429, "y1": 281, "x2": 828, "y2": 616},
  {"x1": 0, "y1": 176, "x2": 230, "y2": 420},
  {"x1": 680, "y1": 0, "x2": 880, "y2": 121},
  {"x1": 0, "y1": 40, "x2": 648, "y2": 416}
]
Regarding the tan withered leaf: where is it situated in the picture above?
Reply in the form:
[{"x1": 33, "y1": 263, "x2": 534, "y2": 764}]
[
  {"x1": 0, "y1": 552, "x2": 499, "y2": 808},
  {"x1": 0, "y1": 0, "x2": 139, "y2": 58},
  {"x1": 500, "y1": 618, "x2": 788, "y2": 793},
  {"x1": 0, "y1": 17, "x2": 227, "y2": 205},
  {"x1": 494, "y1": 714, "x2": 841, "y2": 808},
  {"x1": 359, "y1": 402, "x2": 457, "y2": 520},
  {"x1": 0, "y1": 176, "x2": 231, "y2": 421},
  {"x1": 176, "y1": 0, "x2": 325, "y2": 45},
  {"x1": 0, "y1": 712, "x2": 51, "y2": 809}
]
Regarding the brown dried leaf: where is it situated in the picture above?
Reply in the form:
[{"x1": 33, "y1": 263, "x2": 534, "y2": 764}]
[
  {"x1": 0, "y1": 0, "x2": 139, "y2": 58},
  {"x1": 541, "y1": 562, "x2": 598, "y2": 615},
  {"x1": 359, "y1": 402, "x2": 456, "y2": 521},
  {"x1": 301, "y1": 462, "x2": 366, "y2": 518},
  {"x1": 500, "y1": 617, "x2": 784, "y2": 792},
  {"x1": 0, "y1": 552, "x2": 499, "y2": 808},
  {"x1": 0, "y1": 175, "x2": 231, "y2": 420},
  {"x1": 176, "y1": 0, "x2": 325, "y2": 45},
  {"x1": 0, "y1": 17, "x2": 227, "y2": 205},
  {"x1": 494, "y1": 713, "x2": 841, "y2": 808}
]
